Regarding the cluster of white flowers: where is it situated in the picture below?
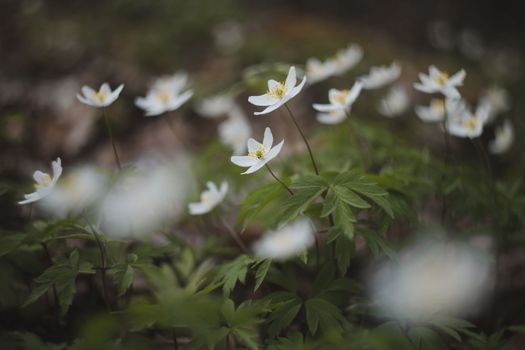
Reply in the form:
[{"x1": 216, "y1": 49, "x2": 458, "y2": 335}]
[
  {"x1": 305, "y1": 44, "x2": 363, "y2": 85},
  {"x1": 413, "y1": 65, "x2": 514, "y2": 151}
]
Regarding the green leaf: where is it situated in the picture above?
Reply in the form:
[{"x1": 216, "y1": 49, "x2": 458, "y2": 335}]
[
  {"x1": 216, "y1": 255, "x2": 255, "y2": 297},
  {"x1": 254, "y1": 259, "x2": 271, "y2": 292},
  {"x1": 0, "y1": 231, "x2": 25, "y2": 257},
  {"x1": 334, "y1": 201, "x2": 355, "y2": 239},
  {"x1": 332, "y1": 185, "x2": 371, "y2": 209},
  {"x1": 303, "y1": 298, "x2": 346, "y2": 335},
  {"x1": 110, "y1": 263, "x2": 135, "y2": 296},
  {"x1": 334, "y1": 236, "x2": 354, "y2": 275},
  {"x1": 277, "y1": 174, "x2": 328, "y2": 224},
  {"x1": 238, "y1": 182, "x2": 285, "y2": 230}
]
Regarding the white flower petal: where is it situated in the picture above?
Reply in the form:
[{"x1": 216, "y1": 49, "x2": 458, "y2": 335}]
[
  {"x1": 262, "y1": 127, "x2": 273, "y2": 149},
  {"x1": 231, "y1": 155, "x2": 257, "y2": 167},
  {"x1": 248, "y1": 94, "x2": 277, "y2": 107}
]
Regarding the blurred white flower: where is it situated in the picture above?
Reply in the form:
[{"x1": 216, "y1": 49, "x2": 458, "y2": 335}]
[
  {"x1": 41, "y1": 166, "x2": 106, "y2": 216},
  {"x1": 19, "y1": 158, "x2": 63, "y2": 205},
  {"x1": 489, "y1": 120, "x2": 513, "y2": 154},
  {"x1": 427, "y1": 20, "x2": 455, "y2": 51},
  {"x1": 415, "y1": 99, "x2": 446, "y2": 123},
  {"x1": 213, "y1": 21, "x2": 245, "y2": 54},
  {"x1": 458, "y1": 30, "x2": 485, "y2": 61},
  {"x1": 196, "y1": 94, "x2": 236, "y2": 118},
  {"x1": 231, "y1": 127, "x2": 283, "y2": 175},
  {"x1": 305, "y1": 58, "x2": 336, "y2": 85},
  {"x1": 253, "y1": 218, "x2": 314, "y2": 260},
  {"x1": 316, "y1": 109, "x2": 347, "y2": 125},
  {"x1": 329, "y1": 44, "x2": 363, "y2": 76},
  {"x1": 359, "y1": 62, "x2": 401, "y2": 90},
  {"x1": 447, "y1": 103, "x2": 490, "y2": 138},
  {"x1": 135, "y1": 72, "x2": 193, "y2": 117},
  {"x1": 248, "y1": 66, "x2": 306, "y2": 115},
  {"x1": 414, "y1": 65, "x2": 465, "y2": 99},
  {"x1": 77, "y1": 83, "x2": 124, "y2": 107},
  {"x1": 313, "y1": 82, "x2": 363, "y2": 114},
  {"x1": 378, "y1": 85, "x2": 410, "y2": 117},
  {"x1": 188, "y1": 181, "x2": 228, "y2": 215},
  {"x1": 101, "y1": 159, "x2": 190, "y2": 238},
  {"x1": 480, "y1": 86, "x2": 510, "y2": 123},
  {"x1": 370, "y1": 240, "x2": 492, "y2": 321},
  {"x1": 218, "y1": 107, "x2": 252, "y2": 155}
]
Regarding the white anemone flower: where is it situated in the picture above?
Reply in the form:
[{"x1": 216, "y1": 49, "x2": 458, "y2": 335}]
[
  {"x1": 414, "y1": 65, "x2": 466, "y2": 99},
  {"x1": 218, "y1": 107, "x2": 252, "y2": 155},
  {"x1": 316, "y1": 109, "x2": 347, "y2": 125},
  {"x1": 135, "y1": 72, "x2": 193, "y2": 117},
  {"x1": 101, "y1": 159, "x2": 190, "y2": 238},
  {"x1": 230, "y1": 127, "x2": 284, "y2": 175},
  {"x1": 19, "y1": 158, "x2": 63, "y2": 205},
  {"x1": 415, "y1": 98, "x2": 467, "y2": 123},
  {"x1": 41, "y1": 166, "x2": 106, "y2": 216},
  {"x1": 248, "y1": 66, "x2": 307, "y2": 115},
  {"x1": 415, "y1": 99, "x2": 446, "y2": 123},
  {"x1": 312, "y1": 82, "x2": 363, "y2": 114},
  {"x1": 447, "y1": 103, "x2": 490, "y2": 138},
  {"x1": 188, "y1": 181, "x2": 228, "y2": 215},
  {"x1": 489, "y1": 120, "x2": 513, "y2": 154},
  {"x1": 305, "y1": 58, "x2": 337, "y2": 85},
  {"x1": 480, "y1": 86, "x2": 510, "y2": 123},
  {"x1": 329, "y1": 44, "x2": 363, "y2": 76},
  {"x1": 196, "y1": 94, "x2": 236, "y2": 118},
  {"x1": 370, "y1": 240, "x2": 492, "y2": 321},
  {"x1": 253, "y1": 218, "x2": 314, "y2": 260},
  {"x1": 359, "y1": 62, "x2": 401, "y2": 90},
  {"x1": 378, "y1": 85, "x2": 410, "y2": 117},
  {"x1": 77, "y1": 83, "x2": 124, "y2": 107}
]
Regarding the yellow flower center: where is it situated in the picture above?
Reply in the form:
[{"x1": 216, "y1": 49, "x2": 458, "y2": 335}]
[
  {"x1": 463, "y1": 116, "x2": 479, "y2": 130},
  {"x1": 333, "y1": 90, "x2": 349, "y2": 105},
  {"x1": 248, "y1": 145, "x2": 267, "y2": 159},
  {"x1": 431, "y1": 99, "x2": 445, "y2": 112},
  {"x1": 35, "y1": 174, "x2": 52, "y2": 189},
  {"x1": 433, "y1": 72, "x2": 449, "y2": 86},
  {"x1": 267, "y1": 82, "x2": 287, "y2": 99},
  {"x1": 156, "y1": 89, "x2": 171, "y2": 104},
  {"x1": 92, "y1": 91, "x2": 107, "y2": 103},
  {"x1": 201, "y1": 192, "x2": 211, "y2": 204}
]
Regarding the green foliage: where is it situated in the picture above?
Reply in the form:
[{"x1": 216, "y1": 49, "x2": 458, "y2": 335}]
[{"x1": 23, "y1": 249, "x2": 95, "y2": 315}]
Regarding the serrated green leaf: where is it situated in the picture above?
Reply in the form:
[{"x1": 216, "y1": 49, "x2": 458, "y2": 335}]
[
  {"x1": 335, "y1": 236, "x2": 354, "y2": 275},
  {"x1": 254, "y1": 259, "x2": 271, "y2": 292},
  {"x1": 332, "y1": 185, "x2": 371, "y2": 209}
]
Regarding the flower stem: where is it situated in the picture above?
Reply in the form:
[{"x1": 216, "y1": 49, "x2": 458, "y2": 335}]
[
  {"x1": 220, "y1": 217, "x2": 250, "y2": 254},
  {"x1": 83, "y1": 214, "x2": 112, "y2": 311},
  {"x1": 440, "y1": 119, "x2": 451, "y2": 224},
  {"x1": 343, "y1": 109, "x2": 367, "y2": 167},
  {"x1": 265, "y1": 164, "x2": 293, "y2": 195},
  {"x1": 102, "y1": 107, "x2": 122, "y2": 171},
  {"x1": 284, "y1": 103, "x2": 320, "y2": 175}
]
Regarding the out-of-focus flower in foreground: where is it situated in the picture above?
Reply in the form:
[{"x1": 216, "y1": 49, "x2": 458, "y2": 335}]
[
  {"x1": 77, "y1": 83, "x2": 124, "y2": 107},
  {"x1": 19, "y1": 158, "x2": 63, "y2": 205},
  {"x1": 359, "y1": 62, "x2": 401, "y2": 90},
  {"x1": 305, "y1": 58, "x2": 336, "y2": 85},
  {"x1": 414, "y1": 65, "x2": 465, "y2": 99},
  {"x1": 218, "y1": 108, "x2": 252, "y2": 155},
  {"x1": 378, "y1": 85, "x2": 410, "y2": 117},
  {"x1": 196, "y1": 94, "x2": 236, "y2": 118},
  {"x1": 41, "y1": 166, "x2": 106, "y2": 216},
  {"x1": 253, "y1": 218, "x2": 314, "y2": 260},
  {"x1": 370, "y1": 239, "x2": 492, "y2": 322},
  {"x1": 188, "y1": 181, "x2": 228, "y2": 215},
  {"x1": 329, "y1": 44, "x2": 363, "y2": 76},
  {"x1": 231, "y1": 127, "x2": 283, "y2": 175},
  {"x1": 248, "y1": 66, "x2": 306, "y2": 115},
  {"x1": 415, "y1": 99, "x2": 446, "y2": 123},
  {"x1": 489, "y1": 120, "x2": 513, "y2": 154},
  {"x1": 101, "y1": 158, "x2": 191, "y2": 238},
  {"x1": 447, "y1": 103, "x2": 490, "y2": 138},
  {"x1": 135, "y1": 72, "x2": 193, "y2": 117}
]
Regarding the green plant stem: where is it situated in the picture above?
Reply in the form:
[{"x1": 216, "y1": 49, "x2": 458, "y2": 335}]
[
  {"x1": 172, "y1": 329, "x2": 179, "y2": 350},
  {"x1": 165, "y1": 112, "x2": 184, "y2": 145},
  {"x1": 220, "y1": 217, "x2": 250, "y2": 254},
  {"x1": 265, "y1": 164, "x2": 293, "y2": 195},
  {"x1": 102, "y1": 107, "x2": 122, "y2": 171},
  {"x1": 440, "y1": 120, "x2": 451, "y2": 225},
  {"x1": 343, "y1": 109, "x2": 367, "y2": 167},
  {"x1": 284, "y1": 104, "x2": 320, "y2": 175},
  {"x1": 41, "y1": 241, "x2": 59, "y2": 310},
  {"x1": 83, "y1": 215, "x2": 112, "y2": 311}
]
